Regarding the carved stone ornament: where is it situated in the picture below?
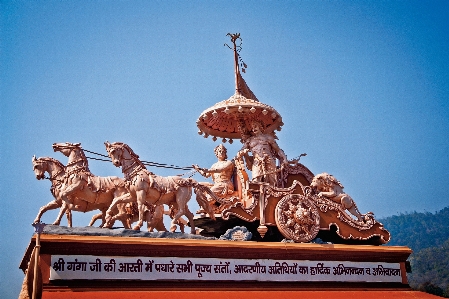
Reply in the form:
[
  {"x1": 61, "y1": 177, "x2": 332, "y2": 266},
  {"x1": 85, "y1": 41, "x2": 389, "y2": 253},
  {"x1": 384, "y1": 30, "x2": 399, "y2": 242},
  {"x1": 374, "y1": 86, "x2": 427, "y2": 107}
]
[
  {"x1": 196, "y1": 33, "x2": 283, "y2": 142},
  {"x1": 309, "y1": 173, "x2": 366, "y2": 224},
  {"x1": 219, "y1": 226, "x2": 252, "y2": 241},
  {"x1": 275, "y1": 194, "x2": 320, "y2": 243},
  {"x1": 196, "y1": 94, "x2": 283, "y2": 141}
]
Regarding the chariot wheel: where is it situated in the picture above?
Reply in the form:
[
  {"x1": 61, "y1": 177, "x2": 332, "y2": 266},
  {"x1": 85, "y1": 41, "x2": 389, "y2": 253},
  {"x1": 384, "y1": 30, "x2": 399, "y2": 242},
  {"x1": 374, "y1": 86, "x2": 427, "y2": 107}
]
[{"x1": 275, "y1": 194, "x2": 320, "y2": 242}]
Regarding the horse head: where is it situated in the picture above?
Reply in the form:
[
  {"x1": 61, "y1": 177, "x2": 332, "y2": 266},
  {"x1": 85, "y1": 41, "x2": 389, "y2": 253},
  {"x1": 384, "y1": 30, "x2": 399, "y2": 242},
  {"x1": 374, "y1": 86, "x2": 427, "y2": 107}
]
[
  {"x1": 32, "y1": 155, "x2": 46, "y2": 180},
  {"x1": 53, "y1": 142, "x2": 90, "y2": 172},
  {"x1": 104, "y1": 141, "x2": 124, "y2": 167},
  {"x1": 104, "y1": 141, "x2": 144, "y2": 173},
  {"x1": 52, "y1": 142, "x2": 81, "y2": 157},
  {"x1": 32, "y1": 156, "x2": 65, "y2": 180}
]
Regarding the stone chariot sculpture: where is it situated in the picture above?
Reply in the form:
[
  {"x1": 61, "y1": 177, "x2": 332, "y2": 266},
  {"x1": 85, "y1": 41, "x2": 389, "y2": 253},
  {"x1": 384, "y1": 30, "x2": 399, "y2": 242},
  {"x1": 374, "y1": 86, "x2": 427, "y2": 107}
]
[{"x1": 30, "y1": 33, "x2": 390, "y2": 245}]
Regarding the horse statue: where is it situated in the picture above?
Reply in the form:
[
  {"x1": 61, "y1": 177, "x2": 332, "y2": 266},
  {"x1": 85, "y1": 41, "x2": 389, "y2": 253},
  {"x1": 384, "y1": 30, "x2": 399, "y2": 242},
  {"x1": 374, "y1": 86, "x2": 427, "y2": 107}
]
[
  {"x1": 50, "y1": 142, "x2": 135, "y2": 228},
  {"x1": 32, "y1": 154, "x2": 135, "y2": 228},
  {"x1": 32, "y1": 156, "x2": 73, "y2": 226},
  {"x1": 103, "y1": 141, "x2": 216, "y2": 233},
  {"x1": 89, "y1": 201, "x2": 169, "y2": 232}
]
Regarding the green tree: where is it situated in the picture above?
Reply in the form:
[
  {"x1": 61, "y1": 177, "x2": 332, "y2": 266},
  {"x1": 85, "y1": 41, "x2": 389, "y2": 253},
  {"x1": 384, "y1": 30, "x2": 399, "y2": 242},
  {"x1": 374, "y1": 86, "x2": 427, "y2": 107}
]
[{"x1": 379, "y1": 207, "x2": 449, "y2": 297}]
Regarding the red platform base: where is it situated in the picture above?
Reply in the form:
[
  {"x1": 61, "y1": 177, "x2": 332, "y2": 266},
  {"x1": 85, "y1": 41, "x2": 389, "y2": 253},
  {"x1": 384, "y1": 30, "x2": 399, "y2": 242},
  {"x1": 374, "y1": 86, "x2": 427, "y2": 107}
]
[{"x1": 19, "y1": 233, "x2": 439, "y2": 299}]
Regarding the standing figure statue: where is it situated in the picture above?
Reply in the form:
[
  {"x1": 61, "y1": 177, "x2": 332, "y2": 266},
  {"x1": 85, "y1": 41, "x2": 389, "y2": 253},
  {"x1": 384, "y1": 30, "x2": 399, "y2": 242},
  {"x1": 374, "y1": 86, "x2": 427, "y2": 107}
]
[
  {"x1": 238, "y1": 120, "x2": 288, "y2": 186},
  {"x1": 193, "y1": 144, "x2": 235, "y2": 198}
]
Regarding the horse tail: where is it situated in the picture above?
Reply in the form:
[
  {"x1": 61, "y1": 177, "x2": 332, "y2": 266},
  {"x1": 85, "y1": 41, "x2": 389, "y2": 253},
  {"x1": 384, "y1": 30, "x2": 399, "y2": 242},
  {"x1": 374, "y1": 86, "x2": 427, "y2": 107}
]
[{"x1": 193, "y1": 184, "x2": 216, "y2": 221}]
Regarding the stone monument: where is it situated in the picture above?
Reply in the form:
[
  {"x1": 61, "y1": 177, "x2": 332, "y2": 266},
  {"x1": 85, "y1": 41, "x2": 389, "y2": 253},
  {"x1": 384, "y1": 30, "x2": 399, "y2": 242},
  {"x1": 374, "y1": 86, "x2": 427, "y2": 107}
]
[{"x1": 20, "y1": 33, "x2": 430, "y2": 299}]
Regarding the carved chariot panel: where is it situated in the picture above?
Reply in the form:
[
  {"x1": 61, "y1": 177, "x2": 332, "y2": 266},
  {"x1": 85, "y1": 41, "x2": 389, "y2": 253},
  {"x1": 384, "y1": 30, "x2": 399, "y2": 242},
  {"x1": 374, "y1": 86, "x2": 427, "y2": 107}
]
[{"x1": 275, "y1": 194, "x2": 320, "y2": 243}]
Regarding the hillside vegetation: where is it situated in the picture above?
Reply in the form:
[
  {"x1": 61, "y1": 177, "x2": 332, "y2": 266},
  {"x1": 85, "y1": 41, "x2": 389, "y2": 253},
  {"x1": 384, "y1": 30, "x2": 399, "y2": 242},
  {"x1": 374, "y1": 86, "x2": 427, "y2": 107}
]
[
  {"x1": 380, "y1": 207, "x2": 449, "y2": 252},
  {"x1": 379, "y1": 207, "x2": 449, "y2": 297}
]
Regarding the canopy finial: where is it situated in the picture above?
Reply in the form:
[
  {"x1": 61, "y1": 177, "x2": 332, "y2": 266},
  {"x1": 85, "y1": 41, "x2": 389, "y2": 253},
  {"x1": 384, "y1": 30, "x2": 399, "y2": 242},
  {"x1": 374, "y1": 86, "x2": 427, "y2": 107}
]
[
  {"x1": 225, "y1": 33, "x2": 258, "y2": 101},
  {"x1": 226, "y1": 33, "x2": 242, "y2": 95}
]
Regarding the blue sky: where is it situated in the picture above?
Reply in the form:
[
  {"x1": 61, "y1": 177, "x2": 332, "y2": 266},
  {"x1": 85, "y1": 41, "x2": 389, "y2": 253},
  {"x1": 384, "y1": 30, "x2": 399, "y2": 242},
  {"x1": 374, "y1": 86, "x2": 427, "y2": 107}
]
[{"x1": 1, "y1": 1, "x2": 448, "y2": 297}]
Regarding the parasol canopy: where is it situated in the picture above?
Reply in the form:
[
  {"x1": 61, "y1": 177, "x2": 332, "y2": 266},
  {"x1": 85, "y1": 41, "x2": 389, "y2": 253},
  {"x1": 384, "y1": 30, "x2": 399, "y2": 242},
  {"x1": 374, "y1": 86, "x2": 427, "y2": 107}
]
[{"x1": 196, "y1": 33, "x2": 284, "y2": 143}]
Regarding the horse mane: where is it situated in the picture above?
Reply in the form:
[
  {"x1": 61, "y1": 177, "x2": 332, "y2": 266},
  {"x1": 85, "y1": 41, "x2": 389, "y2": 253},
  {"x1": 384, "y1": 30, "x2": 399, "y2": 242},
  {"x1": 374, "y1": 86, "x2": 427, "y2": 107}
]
[
  {"x1": 111, "y1": 142, "x2": 146, "y2": 169},
  {"x1": 72, "y1": 144, "x2": 91, "y2": 172},
  {"x1": 36, "y1": 157, "x2": 65, "y2": 170}
]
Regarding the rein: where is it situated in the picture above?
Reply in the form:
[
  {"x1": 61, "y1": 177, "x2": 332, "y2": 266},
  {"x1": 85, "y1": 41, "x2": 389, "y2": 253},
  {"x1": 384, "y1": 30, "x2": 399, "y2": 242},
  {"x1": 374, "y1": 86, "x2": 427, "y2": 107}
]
[
  {"x1": 85, "y1": 148, "x2": 194, "y2": 172},
  {"x1": 107, "y1": 146, "x2": 146, "y2": 181},
  {"x1": 65, "y1": 158, "x2": 87, "y2": 168}
]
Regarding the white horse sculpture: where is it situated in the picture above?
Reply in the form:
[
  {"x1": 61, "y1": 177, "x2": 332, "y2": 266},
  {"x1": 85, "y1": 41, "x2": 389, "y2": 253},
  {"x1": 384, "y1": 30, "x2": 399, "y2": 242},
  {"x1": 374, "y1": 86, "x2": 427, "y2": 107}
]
[
  {"x1": 104, "y1": 141, "x2": 216, "y2": 233},
  {"x1": 33, "y1": 155, "x2": 138, "y2": 228},
  {"x1": 32, "y1": 156, "x2": 72, "y2": 226},
  {"x1": 50, "y1": 142, "x2": 133, "y2": 227}
]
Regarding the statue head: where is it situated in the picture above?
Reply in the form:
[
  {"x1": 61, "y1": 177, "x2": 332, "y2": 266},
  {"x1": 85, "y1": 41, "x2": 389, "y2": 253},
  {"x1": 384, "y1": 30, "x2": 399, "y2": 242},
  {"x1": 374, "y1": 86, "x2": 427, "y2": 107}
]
[
  {"x1": 311, "y1": 173, "x2": 344, "y2": 192},
  {"x1": 250, "y1": 120, "x2": 264, "y2": 135},
  {"x1": 214, "y1": 144, "x2": 227, "y2": 160}
]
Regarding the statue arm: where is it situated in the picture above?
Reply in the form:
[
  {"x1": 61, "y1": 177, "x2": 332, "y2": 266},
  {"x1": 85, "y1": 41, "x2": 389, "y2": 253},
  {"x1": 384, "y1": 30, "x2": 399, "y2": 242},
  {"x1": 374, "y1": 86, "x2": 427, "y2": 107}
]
[
  {"x1": 268, "y1": 136, "x2": 288, "y2": 164},
  {"x1": 318, "y1": 186, "x2": 338, "y2": 198},
  {"x1": 194, "y1": 161, "x2": 233, "y2": 176},
  {"x1": 192, "y1": 164, "x2": 211, "y2": 178},
  {"x1": 237, "y1": 147, "x2": 253, "y2": 170},
  {"x1": 206, "y1": 161, "x2": 234, "y2": 173}
]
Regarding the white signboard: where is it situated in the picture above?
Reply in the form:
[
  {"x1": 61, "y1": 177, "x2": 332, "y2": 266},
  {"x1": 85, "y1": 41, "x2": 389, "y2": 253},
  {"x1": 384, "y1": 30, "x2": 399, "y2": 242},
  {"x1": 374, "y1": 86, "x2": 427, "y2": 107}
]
[{"x1": 50, "y1": 255, "x2": 402, "y2": 283}]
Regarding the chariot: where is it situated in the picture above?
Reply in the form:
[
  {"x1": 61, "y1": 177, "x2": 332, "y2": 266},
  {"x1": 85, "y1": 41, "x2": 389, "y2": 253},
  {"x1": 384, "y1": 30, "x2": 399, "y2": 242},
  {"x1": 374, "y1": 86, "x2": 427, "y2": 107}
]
[
  {"x1": 190, "y1": 33, "x2": 390, "y2": 245},
  {"x1": 32, "y1": 33, "x2": 390, "y2": 245},
  {"x1": 192, "y1": 158, "x2": 390, "y2": 244}
]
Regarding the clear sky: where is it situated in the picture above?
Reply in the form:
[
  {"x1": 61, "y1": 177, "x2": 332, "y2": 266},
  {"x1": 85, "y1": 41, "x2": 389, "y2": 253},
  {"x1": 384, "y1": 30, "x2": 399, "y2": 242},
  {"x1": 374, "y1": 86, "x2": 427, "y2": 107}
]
[{"x1": 1, "y1": 1, "x2": 448, "y2": 297}]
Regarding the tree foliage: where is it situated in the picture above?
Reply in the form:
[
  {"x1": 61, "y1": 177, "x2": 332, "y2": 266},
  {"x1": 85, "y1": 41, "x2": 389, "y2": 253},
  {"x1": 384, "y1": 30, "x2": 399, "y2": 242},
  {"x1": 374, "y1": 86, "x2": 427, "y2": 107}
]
[
  {"x1": 379, "y1": 207, "x2": 449, "y2": 252},
  {"x1": 379, "y1": 207, "x2": 449, "y2": 297},
  {"x1": 409, "y1": 238, "x2": 449, "y2": 297}
]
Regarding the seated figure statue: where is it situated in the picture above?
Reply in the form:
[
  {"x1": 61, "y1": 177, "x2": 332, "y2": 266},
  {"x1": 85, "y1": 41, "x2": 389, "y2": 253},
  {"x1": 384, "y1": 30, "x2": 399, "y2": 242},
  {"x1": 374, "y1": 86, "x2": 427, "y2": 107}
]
[{"x1": 193, "y1": 144, "x2": 235, "y2": 198}]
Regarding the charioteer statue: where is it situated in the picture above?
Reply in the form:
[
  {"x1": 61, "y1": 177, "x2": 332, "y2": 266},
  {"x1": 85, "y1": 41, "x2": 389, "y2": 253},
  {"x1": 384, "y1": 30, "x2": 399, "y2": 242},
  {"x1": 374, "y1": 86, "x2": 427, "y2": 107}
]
[{"x1": 193, "y1": 144, "x2": 235, "y2": 198}]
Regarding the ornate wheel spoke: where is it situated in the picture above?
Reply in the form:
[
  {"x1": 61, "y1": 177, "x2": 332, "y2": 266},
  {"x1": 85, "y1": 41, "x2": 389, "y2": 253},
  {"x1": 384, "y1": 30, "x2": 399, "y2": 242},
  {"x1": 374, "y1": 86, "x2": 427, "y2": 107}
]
[{"x1": 275, "y1": 194, "x2": 320, "y2": 243}]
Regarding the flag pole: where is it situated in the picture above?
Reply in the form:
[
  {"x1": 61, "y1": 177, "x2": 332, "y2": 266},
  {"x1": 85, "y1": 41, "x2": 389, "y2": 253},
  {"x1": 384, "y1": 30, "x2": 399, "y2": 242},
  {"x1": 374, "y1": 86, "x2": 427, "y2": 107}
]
[{"x1": 31, "y1": 222, "x2": 45, "y2": 299}]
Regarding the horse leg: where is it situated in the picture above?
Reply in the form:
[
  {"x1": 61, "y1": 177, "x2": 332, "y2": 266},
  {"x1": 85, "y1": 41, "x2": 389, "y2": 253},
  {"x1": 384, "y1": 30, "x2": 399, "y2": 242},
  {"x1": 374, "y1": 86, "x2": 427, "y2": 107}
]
[
  {"x1": 184, "y1": 188, "x2": 196, "y2": 234},
  {"x1": 185, "y1": 207, "x2": 195, "y2": 234},
  {"x1": 105, "y1": 193, "x2": 133, "y2": 227},
  {"x1": 133, "y1": 190, "x2": 146, "y2": 231},
  {"x1": 65, "y1": 206, "x2": 72, "y2": 227},
  {"x1": 99, "y1": 208, "x2": 110, "y2": 227},
  {"x1": 146, "y1": 210, "x2": 155, "y2": 232},
  {"x1": 104, "y1": 215, "x2": 117, "y2": 228},
  {"x1": 113, "y1": 211, "x2": 130, "y2": 229},
  {"x1": 170, "y1": 208, "x2": 182, "y2": 233},
  {"x1": 154, "y1": 219, "x2": 168, "y2": 232},
  {"x1": 110, "y1": 209, "x2": 130, "y2": 229},
  {"x1": 171, "y1": 208, "x2": 194, "y2": 234},
  {"x1": 53, "y1": 205, "x2": 66, "y2": 226},
  {"x1": 112, "y1": 203, "x2": 130, "y2": 229},
  {"x1": 59, "y1": 178, "x2": 85, "y2": 209},
  {"x1": 171, "y1": 188, "x2": 195, "y2": 234},
  {"x1": 117, "y1": 213, "x2": 129, "y2": 229},
  {"x1": 177, "y1": 217, "x2": 188, "y2": 234},
  {"x1": 58, "y1": 202, "x2": 73, "y2": 227},
  {"x1": 34, "y1": 200, "x2": 61, "y2": 224},
  {"x1": 165, "y1": 207, "x2": 186, "y2": 233},
  {"x1": 89, "y1": 213, "x2": 103, "y2": 227},
  {"x1": 147, "y1": 205, "x2": 166, "y2": 232}
]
